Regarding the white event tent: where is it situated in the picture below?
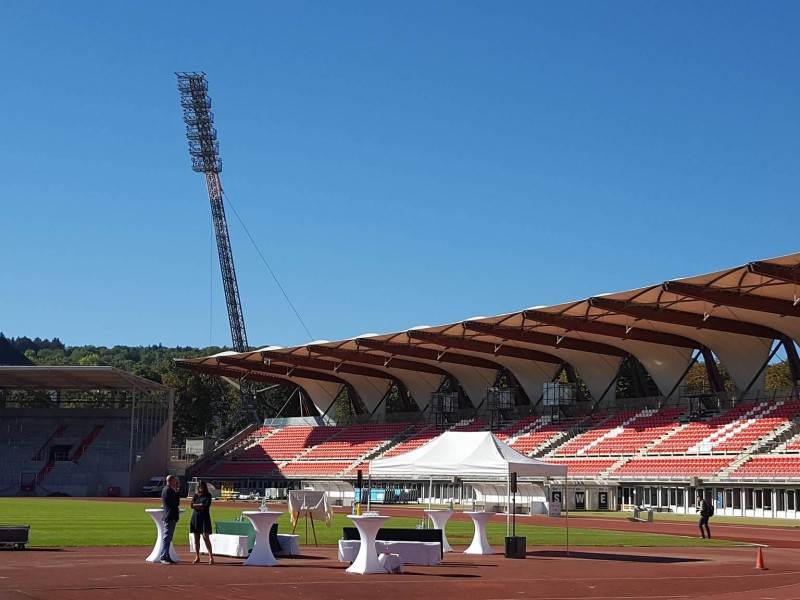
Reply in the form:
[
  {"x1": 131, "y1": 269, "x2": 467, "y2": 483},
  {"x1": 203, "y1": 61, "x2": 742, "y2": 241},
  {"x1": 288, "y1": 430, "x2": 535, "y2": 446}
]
[
  {"x1": 370, "y1": 431, "x2": 568, "y2": 537},
  {"x1": 369, "y1": 431, "x2": 567, "y2": 479}
]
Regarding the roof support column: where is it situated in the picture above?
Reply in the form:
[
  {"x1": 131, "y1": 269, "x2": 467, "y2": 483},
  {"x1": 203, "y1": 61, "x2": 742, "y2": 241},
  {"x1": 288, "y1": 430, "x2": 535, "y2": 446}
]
[
  {"x1": 700, "y1": 347, "x2": 726, "y2": 394},
  {"x1": 664, "y1": 349, "x2": 702, "y2": 402},
  {"x1": 738, "y1": 341, "x2": 781, "y2": 401},
  {"x1": 371, "y1": 387, "x2": 390, "y2": 416},
  {"x1": 593, "y1": 376, "x2": 618, "y2": 412},
  {"x1": 320, "y1": 390, "x2": 338, "y2": 419},
  {"x1": 782, "y1": 337, "x2": 800, "y2": 384},
  {"x1": 628, "y1": 357, "x2": 656, "y2": 398},
  {"x1": 396, "y1": 381, "x2": 419, "y2": 413}
]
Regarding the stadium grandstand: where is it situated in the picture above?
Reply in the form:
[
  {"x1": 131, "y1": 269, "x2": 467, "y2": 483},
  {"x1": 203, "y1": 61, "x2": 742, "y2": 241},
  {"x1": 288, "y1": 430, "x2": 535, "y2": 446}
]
[
  {"x1": 0, "y1": 366, "x2": 173, "y2": 497},
  {"x1": 176, "y1": 252, "x2": 800, "y2": 520}
]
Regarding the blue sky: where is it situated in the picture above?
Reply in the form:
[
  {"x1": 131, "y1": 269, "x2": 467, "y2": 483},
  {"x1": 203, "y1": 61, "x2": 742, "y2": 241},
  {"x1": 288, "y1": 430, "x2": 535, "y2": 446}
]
[{"x1": 2, "y1": 2, "x2": 799, "y2": 349}]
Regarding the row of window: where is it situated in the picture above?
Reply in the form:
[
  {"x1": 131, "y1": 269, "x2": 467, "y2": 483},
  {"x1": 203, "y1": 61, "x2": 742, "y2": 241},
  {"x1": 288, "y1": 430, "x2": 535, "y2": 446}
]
[{"x1": 618, "y1": 485, "x2": 799, "y2": 512}]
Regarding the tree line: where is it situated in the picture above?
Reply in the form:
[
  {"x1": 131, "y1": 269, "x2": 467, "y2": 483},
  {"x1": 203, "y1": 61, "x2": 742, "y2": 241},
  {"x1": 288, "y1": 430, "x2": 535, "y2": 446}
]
[{"x1": 1, "y1": 335, "x2": 298, "y2": 440}]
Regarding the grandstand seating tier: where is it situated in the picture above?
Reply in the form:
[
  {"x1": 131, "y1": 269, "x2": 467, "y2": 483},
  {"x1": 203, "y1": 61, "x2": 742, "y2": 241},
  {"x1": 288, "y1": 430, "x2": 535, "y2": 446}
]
[
  {"x1": 200, "y1": 400, "x2": 800, "y2": 486},
  {"x1": 648, "y1": 400, "x2": 800, "y2": 455},
  {"x1": 610, "y1": 457, "x2": 732, "y2": 478},
  {"x1": 728, "y1": 455, "x2": 800, "y2": 479}
]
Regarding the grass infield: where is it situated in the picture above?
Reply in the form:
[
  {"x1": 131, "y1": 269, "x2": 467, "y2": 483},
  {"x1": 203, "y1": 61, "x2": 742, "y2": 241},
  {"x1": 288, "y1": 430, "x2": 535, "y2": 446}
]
[{"x1": 0, "y1": 498, "x2": 741, "y2": 548}]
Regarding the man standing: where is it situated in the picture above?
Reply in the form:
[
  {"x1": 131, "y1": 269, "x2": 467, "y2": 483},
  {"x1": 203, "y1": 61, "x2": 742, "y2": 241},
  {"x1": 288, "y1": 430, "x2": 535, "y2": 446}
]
[
  {"x1": 160, "y1": 475, "x2": 181, "y2": 563},
  {"x1": 697, "y1": 493, "x2": 712, "y2": 539}
]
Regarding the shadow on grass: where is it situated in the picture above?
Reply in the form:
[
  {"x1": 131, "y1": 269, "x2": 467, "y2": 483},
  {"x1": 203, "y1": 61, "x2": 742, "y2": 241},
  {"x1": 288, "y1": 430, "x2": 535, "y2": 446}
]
[{"x1": 529, "y1": 550, "x2": 704, "y2": 564}]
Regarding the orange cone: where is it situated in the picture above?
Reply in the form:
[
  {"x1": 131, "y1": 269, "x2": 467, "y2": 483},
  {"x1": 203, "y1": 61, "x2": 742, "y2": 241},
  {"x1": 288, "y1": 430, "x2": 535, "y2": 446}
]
[{"x1": 755, "y1": 547, "x2": 767, "y2": 570}]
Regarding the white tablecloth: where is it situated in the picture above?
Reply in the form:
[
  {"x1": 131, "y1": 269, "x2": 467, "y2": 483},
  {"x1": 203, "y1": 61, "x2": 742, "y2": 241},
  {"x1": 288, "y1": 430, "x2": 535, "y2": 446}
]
[
  {"x1": 189, "y1": 533, "x2": 300, "y2": 558},
  {"x1": 189, "y1": 533, "x2": 248, "y2": 558},
  {"x1": 379, "y1": 552, "x2": 403, "y2": 573},
  {"x1": 338, "y1": 540, "x2": 441, "y2": 565}
]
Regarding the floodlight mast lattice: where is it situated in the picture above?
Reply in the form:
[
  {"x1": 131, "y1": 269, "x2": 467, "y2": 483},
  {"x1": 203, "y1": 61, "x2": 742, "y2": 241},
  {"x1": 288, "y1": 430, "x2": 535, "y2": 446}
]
[
  {"x1": 176, "y1": 72, "x2": 248, "y2": 353},
  {"x1": 177, "y1": 72, "x2": 261, "y2": 432}
]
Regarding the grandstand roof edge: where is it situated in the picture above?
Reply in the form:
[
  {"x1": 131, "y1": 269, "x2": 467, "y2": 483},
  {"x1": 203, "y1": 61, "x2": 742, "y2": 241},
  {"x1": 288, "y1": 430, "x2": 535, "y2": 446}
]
[
  {"x1": 0, "y1": 365, "x2": 171, "y2": 392},
  {"x1": 185, "y1": 253, "x2": 800, "y2": 363}
]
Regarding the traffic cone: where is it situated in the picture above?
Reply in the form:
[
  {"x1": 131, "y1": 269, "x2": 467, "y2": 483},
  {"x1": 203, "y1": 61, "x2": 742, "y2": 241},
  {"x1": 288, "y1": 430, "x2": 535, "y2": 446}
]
[{"x1": 755, "y1": 547, "x2": 767, "y2": 570}]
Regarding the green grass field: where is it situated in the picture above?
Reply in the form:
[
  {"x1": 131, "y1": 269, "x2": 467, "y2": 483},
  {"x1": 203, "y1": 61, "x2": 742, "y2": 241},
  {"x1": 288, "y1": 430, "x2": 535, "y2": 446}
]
[{"x1": 0, "y1": 498, "x2": 740, "y2": 548}]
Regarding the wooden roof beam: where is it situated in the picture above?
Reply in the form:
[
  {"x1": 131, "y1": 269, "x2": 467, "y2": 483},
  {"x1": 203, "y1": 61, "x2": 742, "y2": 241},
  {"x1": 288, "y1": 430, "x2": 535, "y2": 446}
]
[
  {"x1": 407, "y1": 329, "x2": 563, "y2": 364},
  {"x1": 588, "y1": 296, "x2": 781, "y2": 339},
  {"x1": 522, "y1": 309, "x2": 700, "y2": 349},
  {"x1": 748, "y1": 261, "x2": 800, "y2": 285},
  {"x1": 306, "y1": 345, "x2": 448, "y2": 376},
  {"x1": 177, "y1": 360, "x2": 303, "y2": 387},
  {"x1": 663, "y1": 281, "x2": 800, "y2": 318},
  {"x1": 217, "y1": 356, "x2": 346, "y2": 384},
  {"x1": 355, "y1": 337, "x2": 502, "y2": 370},
  {"x1": 462, "y1": 321, "x2": 628, "y2": 357},
  {"x1": 259, "y1": 350, "x2": 394, "y2": 381}
]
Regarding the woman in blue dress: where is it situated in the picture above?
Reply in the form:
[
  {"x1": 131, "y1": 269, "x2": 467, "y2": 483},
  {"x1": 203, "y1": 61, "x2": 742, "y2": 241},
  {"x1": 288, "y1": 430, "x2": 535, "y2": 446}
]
[{"x1": 190, "y1": 480, "x2": 215, "y2": 564}]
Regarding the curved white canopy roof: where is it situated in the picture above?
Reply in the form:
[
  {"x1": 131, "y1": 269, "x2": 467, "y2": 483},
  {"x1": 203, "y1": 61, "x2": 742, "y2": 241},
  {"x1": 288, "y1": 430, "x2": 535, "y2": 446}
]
[{"x1": 177, "y1": 252, "x2": 800, "y2": 414}]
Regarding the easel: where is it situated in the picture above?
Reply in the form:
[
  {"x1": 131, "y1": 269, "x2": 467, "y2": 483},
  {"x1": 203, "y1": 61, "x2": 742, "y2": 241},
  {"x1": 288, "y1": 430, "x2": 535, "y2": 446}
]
[
  {"x1": 288, "y1": 490, "x2": 329, "y2": 547},
  {"x1": 291, "y1": 510, "x2": 318, "y2": 546}
]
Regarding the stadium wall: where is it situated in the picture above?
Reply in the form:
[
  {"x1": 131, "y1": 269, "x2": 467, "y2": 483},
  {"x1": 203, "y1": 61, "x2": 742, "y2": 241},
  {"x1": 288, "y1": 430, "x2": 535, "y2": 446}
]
[{"x1": 0, "y1": 405, "x2": 170, "y2": 498}]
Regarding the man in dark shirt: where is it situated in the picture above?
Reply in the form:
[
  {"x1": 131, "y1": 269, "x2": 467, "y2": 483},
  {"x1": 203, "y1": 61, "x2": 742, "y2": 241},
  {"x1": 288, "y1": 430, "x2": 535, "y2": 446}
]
[
  {"x1": 160, "y1": 475, "x2": 181, "y2": 563},
  {"x1": 697, "y1": 493, "x2": 712, "y2": 539}
]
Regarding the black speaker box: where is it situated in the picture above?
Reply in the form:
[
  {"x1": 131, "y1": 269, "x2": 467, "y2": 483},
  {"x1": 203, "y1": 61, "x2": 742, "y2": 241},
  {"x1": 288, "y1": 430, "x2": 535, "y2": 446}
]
[{"x1": 504, "y1": 536, "x2": 526, "y2": 559}]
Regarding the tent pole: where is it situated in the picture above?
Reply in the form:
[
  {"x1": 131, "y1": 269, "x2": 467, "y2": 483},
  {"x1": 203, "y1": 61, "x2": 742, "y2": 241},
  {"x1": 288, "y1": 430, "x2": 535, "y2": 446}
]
[
  {"x1": 367, "y1": 474, "x2": 371, "y2": 512},
  {"x1": 565, "y1": 478, "x2": 570, "y2": 555},
  {"x1": 429, "y1": 476, "x2": 433, "y2": 511},
  {"x1": 506, "y1": 473, "x2": 511, "y2": 537}
]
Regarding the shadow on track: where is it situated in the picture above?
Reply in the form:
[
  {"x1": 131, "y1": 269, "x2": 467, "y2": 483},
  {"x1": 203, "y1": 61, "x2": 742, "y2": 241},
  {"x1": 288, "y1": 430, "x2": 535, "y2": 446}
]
[{"x1": 529, "y1": 550, "x2": 704, "y2": 563}]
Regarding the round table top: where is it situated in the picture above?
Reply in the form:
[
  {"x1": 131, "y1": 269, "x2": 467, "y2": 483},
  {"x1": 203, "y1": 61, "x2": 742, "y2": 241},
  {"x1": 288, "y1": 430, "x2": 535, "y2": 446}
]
[{"x1": 463, "y1": 511, "x2": 495, "y2": 520}]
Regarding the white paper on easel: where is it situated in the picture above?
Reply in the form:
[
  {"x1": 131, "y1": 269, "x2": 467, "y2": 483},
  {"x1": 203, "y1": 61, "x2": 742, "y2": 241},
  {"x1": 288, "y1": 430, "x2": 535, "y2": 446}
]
[{"x1": 288, "y1": 490, "x2": 333, "y2": 526}]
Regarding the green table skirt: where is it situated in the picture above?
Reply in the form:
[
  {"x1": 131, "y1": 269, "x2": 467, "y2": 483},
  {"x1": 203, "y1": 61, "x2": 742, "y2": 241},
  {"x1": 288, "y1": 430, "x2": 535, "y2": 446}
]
[{"x1": 215, "y1": 520, "x2": 256, "y2": 550}]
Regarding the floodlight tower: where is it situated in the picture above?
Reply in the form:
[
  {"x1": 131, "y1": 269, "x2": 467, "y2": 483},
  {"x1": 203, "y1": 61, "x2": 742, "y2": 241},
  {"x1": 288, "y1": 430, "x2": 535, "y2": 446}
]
[
  {"x1": 176, "y1": 72, "x2": 248, "y2": 352},
  {"x1": 177, "y1": 72, "x2": 260, "y2": 432}
]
